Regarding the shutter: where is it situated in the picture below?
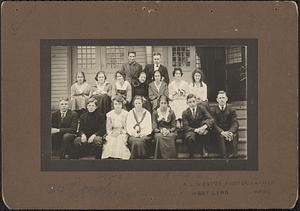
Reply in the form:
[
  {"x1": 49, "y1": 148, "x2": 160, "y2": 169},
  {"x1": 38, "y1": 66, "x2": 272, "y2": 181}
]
[{"x1": 51, "y1": 46, "x2": 70, "y2": 109}]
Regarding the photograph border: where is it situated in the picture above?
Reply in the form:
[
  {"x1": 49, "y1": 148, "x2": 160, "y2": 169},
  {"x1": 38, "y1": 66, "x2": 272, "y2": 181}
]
[{"x1": 41, "y1": 39, "x2": 258, "y2": 171}]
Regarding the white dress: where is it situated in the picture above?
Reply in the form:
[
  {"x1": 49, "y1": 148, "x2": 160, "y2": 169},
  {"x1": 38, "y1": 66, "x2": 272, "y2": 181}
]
[
  {"x1": 101, "y1": 109, "x2": 131, "y2": 159},
  {"x1": 168, "y1": 80, "x2": 189, "y2": 119},
  {"x1": 188, "y1": 82, "x2": 208, "y2": 102}
]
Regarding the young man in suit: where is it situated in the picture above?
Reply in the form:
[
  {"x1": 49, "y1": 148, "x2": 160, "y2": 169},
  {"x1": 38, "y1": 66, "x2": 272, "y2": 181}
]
[
  {"x1": 73, "y1": 98, "x2": 106, "y2": 159},
  {"x1": 51, "y1": 97, "x2": 79, "y2": 159},
  {"x1": 182, "y1": 94, "x2": 214, "y2": 158},
  {"x1": 210, "y1": 90, "x2": 239, "y2": 159},
  {"x1": 143, "y1": 52, "x2": 170, "y2": 85},
  {"x1": 120, "y1": 51, "x2": 143, "y2": 85}
]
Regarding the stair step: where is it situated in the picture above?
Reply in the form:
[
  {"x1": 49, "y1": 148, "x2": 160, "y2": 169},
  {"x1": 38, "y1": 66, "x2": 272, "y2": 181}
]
[
  {"x1": 177, "y1": 153, "x2": 246, "y2": 159},
  {"x1": 239, "y1": 137, "x2": 247, "y2": 143}
]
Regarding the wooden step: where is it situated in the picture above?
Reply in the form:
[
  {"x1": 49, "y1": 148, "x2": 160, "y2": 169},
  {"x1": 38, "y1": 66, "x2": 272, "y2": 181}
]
[{"x1": 236, "y1": 109, "x2": 247, "y2": 118}]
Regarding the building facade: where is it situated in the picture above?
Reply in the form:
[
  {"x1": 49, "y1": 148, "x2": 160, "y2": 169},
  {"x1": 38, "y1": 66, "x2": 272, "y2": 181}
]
[{"x1": 51, "y1": 45, "x2": 246, "y2": 109}]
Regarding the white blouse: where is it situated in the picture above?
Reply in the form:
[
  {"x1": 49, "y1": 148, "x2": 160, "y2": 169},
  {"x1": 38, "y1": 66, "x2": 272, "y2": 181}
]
[
  {"x1": 126, "y1": 108, "x2": 152, "y2": 137},
  {"x1": 188, "y1": 82, "x2": 208, "y2": 101}
]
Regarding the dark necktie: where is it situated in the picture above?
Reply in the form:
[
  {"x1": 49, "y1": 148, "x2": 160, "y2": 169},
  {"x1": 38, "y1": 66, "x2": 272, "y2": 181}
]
[{"x1": 192, "y1": 108, "x2": 196, "y2": 118}]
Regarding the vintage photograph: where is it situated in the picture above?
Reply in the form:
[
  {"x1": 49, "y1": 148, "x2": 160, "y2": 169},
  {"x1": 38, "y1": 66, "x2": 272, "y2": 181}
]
[{"x1": 49, "y1": 43, "x2": 248, "y2": 161}]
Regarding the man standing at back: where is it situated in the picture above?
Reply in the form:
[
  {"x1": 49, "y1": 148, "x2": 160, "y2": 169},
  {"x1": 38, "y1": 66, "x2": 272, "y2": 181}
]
[
  {"x1": 120, "y1": 51, "x2": 143, "y2": 85},
  {"x1": 144, "y1": 52, "x2": 169, "y2": 85}
]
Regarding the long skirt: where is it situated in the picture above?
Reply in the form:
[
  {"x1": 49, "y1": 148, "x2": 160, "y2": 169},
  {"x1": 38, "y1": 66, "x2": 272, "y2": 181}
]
[
  {"x1": 93, "y1": 94, "x2": 112, "y2": 116},
  {"x1": 102, "y1": 133, "x2": 130, "y2": 160},
  {"x1": 70, "y1": 96, "x2": 88, "y2": 110},
  {"x1": 154, "y1": 133, "x2": 177, "y2": 159},
  {"x1": 128, "y1": 136, "x2": 152, "y2": 159}
]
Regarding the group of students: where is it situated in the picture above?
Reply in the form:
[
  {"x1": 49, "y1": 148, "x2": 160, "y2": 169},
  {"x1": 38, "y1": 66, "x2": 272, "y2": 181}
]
[{"x1": 51, "y1": 52, "x2": 239, "y2": 160}]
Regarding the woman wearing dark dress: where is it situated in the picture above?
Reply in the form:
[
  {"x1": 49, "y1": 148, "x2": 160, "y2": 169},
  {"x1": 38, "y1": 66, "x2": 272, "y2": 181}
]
[
  {"x1": 112, "y1": 71, "x2": 132, "y2": 111},
  {"x1": 131, "y1": 71, "x2": 151, "y2": 112},
  {"x1": 152, "y1": 95, "x2": 177, "y2": 159},
  {"x1": 90, "y1": 71, "x2": 112, "y2": 116}
]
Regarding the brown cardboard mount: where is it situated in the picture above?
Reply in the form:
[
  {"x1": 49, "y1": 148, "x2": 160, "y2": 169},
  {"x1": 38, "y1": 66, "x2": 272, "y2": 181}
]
[{"x1": 1, "y1": 1, "x2": 298, "y2": 209}]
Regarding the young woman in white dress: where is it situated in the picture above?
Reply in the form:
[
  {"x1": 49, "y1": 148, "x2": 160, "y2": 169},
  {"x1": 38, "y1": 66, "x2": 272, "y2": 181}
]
[
  {"x1": 101, "y1": 95, "x2": 131, "y2": 159},
  {"x1": 70, "y1": 72, "x2": 92, "y2": 117},
  {"x1": 111, "y1": 71, "x2": 132, "y2": 111},
  {"x1": 168, "y1": 67, "x2": 189, "y2": 128},
  {"x1": 188, "y1": 69, "x2": 209, "y2": 109}
]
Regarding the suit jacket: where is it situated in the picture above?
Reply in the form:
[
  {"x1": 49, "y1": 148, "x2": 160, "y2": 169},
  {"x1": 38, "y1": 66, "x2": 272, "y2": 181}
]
[
  {"x1": 120, "y1": 62, "x2": 143, "y2": 84},
  {"x1": 210, "y1": 104, "x2": 239, "y2": 134},
  {"x1": 78, "y1": 111, "x2": 106, "y2": 138},
  {"x1": 143, "y1": 64, "x2": 169, "y2": 85},
  {"x1": 182, "y1": 105, "x2": 214, "y2": 132},
  {"x1": 51, "y1": 109, "x2": 78, "y2": 134}
]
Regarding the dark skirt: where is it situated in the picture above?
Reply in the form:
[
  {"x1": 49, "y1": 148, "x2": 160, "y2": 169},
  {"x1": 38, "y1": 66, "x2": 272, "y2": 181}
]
[
  {"x1": 154, "y1": 132, "x2": 177, "y2": 159},
  {"x1": 128, "y1": 136, "x2": 152, "y2": 159}
]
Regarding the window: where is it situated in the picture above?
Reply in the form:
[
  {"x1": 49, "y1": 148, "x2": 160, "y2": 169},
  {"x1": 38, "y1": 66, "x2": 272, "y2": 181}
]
[
  {"x1": 105, "y1": 46, "x2": 125, "y2": 69},
  {"x1": 172, "y1": 46, "x2": 191, "y2": 67},
  {"x1": 226, "y1": 47, "x2": 242, "y2": 64},
  {"x1": 77, "y1": 46, "x2": 96, "y2": 69}
]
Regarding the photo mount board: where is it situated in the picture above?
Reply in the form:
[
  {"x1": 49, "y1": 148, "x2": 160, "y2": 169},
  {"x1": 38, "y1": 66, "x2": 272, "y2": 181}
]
[{"x1": 2, "y1": 1, "x2": 298, "y2": 209}]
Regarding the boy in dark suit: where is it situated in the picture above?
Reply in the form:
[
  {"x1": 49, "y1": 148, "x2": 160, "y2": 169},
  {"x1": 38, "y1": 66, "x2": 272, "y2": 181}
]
[
  {"x1": 73, "y1": 98, "x2": 106, "y2": 159},
  {"x1": 182, "y1": 94, "x2": 214, "y2": 158},
  {"x1": 143, "y1": 52, "x2": 169, "y2": 85},
  {"x1": 51, "y1": 97, "x2": 78, "y2": 159},
  {"x1": 120, "y1": 51, "x2": 143, "y2": 85},
  {"x1": 210, "y1": 91, "x2": 239, "y2": 159}
]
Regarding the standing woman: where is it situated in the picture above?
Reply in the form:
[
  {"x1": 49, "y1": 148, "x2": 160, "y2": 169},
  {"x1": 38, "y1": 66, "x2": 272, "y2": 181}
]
[
  {"x1": 70, "y1": 72, "x2": 91, "y2": 117},
  {"x1": 152, "y1": 95, "x2": 177, "y2": 159},
  {"x1": 112, "y1": 70, "x2": 132, "y2": 111},
  {"x1": 126, "y1": 96, "x2": 152, "y2": 159},
  {"x1": 148, "y1": 70, "x2": 169, "y2": 111},
  {"x1": 90, "y1": 71, "x2": 112, "y2": 116},
  {"x1": 131, "y1": 71, "x2": 151, "y2": 111},
  {"x1": 102, "y1": 95, "x2": 131, "y2": 160},
  {"x1": 168, "y1": 67, "x2": 189, "y2": 128},
  {"x1": 188, "y1": 69, "x2": 209, "y2": 108}
]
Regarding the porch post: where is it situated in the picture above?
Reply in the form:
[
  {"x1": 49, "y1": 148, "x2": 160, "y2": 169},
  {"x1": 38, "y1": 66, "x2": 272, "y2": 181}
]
[{"x1": 146, "y1": 46, "x2": 152, "y2": 64}]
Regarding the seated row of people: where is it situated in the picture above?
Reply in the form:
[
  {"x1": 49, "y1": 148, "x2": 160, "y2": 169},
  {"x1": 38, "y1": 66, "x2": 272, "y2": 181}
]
[{"x1": 51, "y1": 91, "x2": 239, "y2": 160}]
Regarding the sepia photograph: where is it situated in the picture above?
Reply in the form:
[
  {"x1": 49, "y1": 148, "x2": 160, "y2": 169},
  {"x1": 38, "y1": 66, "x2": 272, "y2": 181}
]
[{"x1": 41, "y1": 39, "x2": 257, "y2": 171}]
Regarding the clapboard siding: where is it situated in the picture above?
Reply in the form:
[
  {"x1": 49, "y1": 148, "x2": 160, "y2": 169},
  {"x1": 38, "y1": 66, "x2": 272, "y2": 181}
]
[
  {"x1": 51, "y1": 46, "x2": 70, "y2": 109},
  {"x1": 133, "y1": 46, "x2": 146, "y2": 67}
]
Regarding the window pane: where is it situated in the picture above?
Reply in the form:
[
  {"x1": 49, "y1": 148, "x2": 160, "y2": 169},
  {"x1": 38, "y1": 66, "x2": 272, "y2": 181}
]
[
  {"x1": 77, "y1": 46, "x2": 97, "y2": 68},
  {"x1": 105, "y1": 46, "x2": 125, "y2": 69},
  {"x1": 226, "y1": 47, "x2": 242, "y2": 64},
  {"x1": 172, "y1": 46, "x2": 191, "y2": 67}
]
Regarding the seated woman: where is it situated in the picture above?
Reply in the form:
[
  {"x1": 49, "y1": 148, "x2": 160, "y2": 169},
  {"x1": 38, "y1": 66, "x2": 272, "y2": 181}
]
[
  {"x1": 90, "y1": 71, "x2": 112, "y2": 116},
  {"x1": 102, "y1": 96, "x2": 131, "y2": 160},
  {"x1": 148, "y1": 70, "x2": 169, "y2": 111},
  {"x1": 112, "y1": 71, "x2": 132, "y2": 111},
  {"x1": 73, "y1": 98, "x2": 106, "y2": 159},
  {"x1": 152, "y1": 95, "x2": 177, "y2": 159},
  {"x1": 168, "y1": 67, "x2": 189, "y2": 128},
  {"x1": 188, "y1": 69, "x2": 209, "y2": 109},
  {"x1": 126, "y1": 96, "x2": 152, "y2": 159},
  {"x1": 132, "y1": 71, "x2": 152, "y2": 112},
  {"x1": 70, "y1": 72, "x2": 92, "y2": 117}
]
